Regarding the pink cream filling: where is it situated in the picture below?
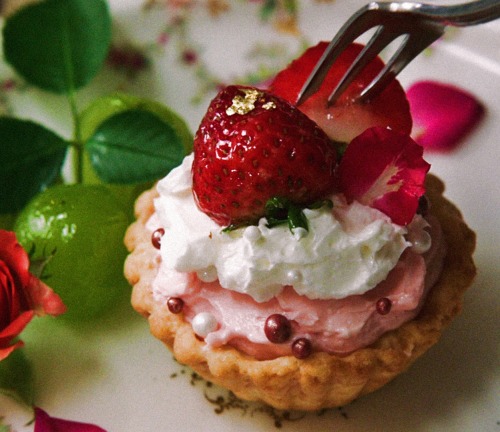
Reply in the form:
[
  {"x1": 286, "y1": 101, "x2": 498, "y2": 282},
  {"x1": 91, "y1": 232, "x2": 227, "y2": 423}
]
[{"x1": 156, "y1": 215, "x2": 446, "y2": 360}]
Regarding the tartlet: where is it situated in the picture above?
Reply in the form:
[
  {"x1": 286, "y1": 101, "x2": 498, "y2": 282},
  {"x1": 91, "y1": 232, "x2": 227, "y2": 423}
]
[
  {"x1": 124, "y1": 174, "x2": 475, "y2": 410},
  {"x1": 124, "y1": 41, "x2": 476, "y2": 410}
]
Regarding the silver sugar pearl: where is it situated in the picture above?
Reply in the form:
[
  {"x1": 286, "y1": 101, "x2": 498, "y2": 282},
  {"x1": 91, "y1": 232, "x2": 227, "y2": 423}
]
[
  {"x1": 197, "y1": 266, "x2": 218, "y2": 283},
  {"x1": 192, "y1": 312, "x2": 218, "y2": 338}
]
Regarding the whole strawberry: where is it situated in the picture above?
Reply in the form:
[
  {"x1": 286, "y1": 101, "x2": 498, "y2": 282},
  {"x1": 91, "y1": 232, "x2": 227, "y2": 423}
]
[{"x1": 192, "y1": 85, "x2": 338, "y2": 226}]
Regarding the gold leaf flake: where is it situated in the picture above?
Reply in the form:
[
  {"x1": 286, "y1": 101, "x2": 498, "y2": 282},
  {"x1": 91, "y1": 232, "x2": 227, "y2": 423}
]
[
  {"x1": 226, "y1": 88, "x2": 263, "y2": 116},
  {"x1": 262, "y1": 101, "x2": 276, "y2": 110}
]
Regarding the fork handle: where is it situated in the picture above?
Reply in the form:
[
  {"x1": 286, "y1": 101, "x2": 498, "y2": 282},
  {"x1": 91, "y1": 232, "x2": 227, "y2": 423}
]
[{"x1": 405, "y1": 0, "x2": 500, "y2": 27}]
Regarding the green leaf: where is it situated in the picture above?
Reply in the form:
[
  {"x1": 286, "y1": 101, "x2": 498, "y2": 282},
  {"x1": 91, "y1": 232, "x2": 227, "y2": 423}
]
[
  {"x1": 284, "y1": 0, "x2": 298, "y2": 15},
  {"x1": 2, "y1": 0, "x2": 111, "y2": 93},
  {"x1": 260, "y1": 0, "x2": 277, "y2": 21},
  {"x1": 78, "y1": 94, "x2": 192, "y2": 220},
  {"x1": 79, "y1": 93, "x2": 193, "y2": 153},
  {"x1": 0, "y1": 348, "x2": 34, "y2": 406},
  {"x1": 85, "y1": 109, "x2": 187, "y2": 184},
  {"x1": 0, "y1": 118, "x2": 68, "y2": 213}
]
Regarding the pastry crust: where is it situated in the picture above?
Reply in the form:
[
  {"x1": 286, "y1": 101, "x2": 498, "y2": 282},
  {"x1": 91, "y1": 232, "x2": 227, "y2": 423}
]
[{"x1": 124, "y1": 174, "x2": 476, "y2": 410}]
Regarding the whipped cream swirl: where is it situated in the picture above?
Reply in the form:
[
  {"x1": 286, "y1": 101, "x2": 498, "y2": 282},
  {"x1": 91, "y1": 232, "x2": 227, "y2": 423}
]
[{"x1": 151, "y1": 154, "x2": 415, "y2": 303}]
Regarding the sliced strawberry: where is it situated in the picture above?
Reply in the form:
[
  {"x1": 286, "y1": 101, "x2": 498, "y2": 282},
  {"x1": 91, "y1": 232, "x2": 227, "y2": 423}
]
[
  {"x1": 269, "y1": 42, "x2": 412, "y2": 143},
  {"x1": 337, "y1": 127, "x2": 430, "y2": 226},
  {"x1": 192, "y1": 85, "x2": 338, "y2": 226}
]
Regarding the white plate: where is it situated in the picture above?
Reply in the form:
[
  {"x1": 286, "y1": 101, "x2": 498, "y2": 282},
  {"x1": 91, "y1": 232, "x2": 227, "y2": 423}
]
[{"x1": 2, "y1": 1, "x2": 499, "y2": 431}]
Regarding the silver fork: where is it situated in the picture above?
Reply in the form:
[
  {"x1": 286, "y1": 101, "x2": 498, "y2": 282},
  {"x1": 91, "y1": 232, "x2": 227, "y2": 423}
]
[{"x1": 297, "y1": 0, "x2": 500, "y2": 106}]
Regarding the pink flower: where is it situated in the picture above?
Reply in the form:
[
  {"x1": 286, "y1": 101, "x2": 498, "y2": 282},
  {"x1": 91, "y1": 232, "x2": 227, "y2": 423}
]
[
  {"x1": 166, "y1": 0, "x2": 194, "y2": 10},
  {"x1": 157, "y1": 31, "x2": 169, "y2": 46},
  {"x1": 34, "y1": 407, "x2": 107, "y2": 432},
  {"x1": 1, "y1": 78, "x2": 16, "y2": 91},
  {"x1": 407, "y1": 80, "x2": 484, "y2": 152},
  {"x1": 0, "y1": 230, "x2": 66, "y2": 360},
  {"x1": 181, "y1": 48, "x2": 198, "y2": 65},
  {"x1": 337, "y1": 127, "x2": 430, "y2": 226},
  {"x1": 106, "y1": 45, "x2": 149, "y2": 75}
]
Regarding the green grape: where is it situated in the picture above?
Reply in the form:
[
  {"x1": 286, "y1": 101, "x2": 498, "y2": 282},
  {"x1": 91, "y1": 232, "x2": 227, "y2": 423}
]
[{"x1": 14, "y1": 184, "x2": 131, "y2": 323}]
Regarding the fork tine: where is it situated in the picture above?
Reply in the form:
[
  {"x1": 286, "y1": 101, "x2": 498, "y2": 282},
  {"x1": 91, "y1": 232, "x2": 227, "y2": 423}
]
[
  {"x1": 357, "y1": 23, "x2": 444, "y2": 102},
  {"x1": 296, "y1": 3, "x2": 380, "y2": 105},
  {"x1": 326, "y1": 24, "x2": 403, "y2": 106},
  {"x1": 355, "y1": 34, "x2": 411, "y2": 103},
  {"x1": 298, "y1": 0, "x2": 498, "y2": 108}
]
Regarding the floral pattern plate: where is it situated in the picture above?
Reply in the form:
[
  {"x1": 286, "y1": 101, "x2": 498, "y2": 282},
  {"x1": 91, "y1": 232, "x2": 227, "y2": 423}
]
[{"x1": 1, "y1": 0, "x2": 499, "y2": 430}]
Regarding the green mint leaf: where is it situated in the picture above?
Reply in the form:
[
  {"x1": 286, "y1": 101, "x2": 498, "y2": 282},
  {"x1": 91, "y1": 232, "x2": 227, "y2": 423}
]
[
  {"x1": 2, "y1": 0, "x2": 111, "y2": 94},
  {"x1": 265, "y1": 197, "x2": 309, "y2": 234},
  {"x1": 222, "y1": 224, "x2": 245, "y2": 233},
  {"x1": 224, "y1": 197, "x2": 331, "y2": 234},
  {"x1": 307, "y1": 199, "x2": 333, "y2": 210},
  {"x1": 85, "y1": 109, "x2": 187, "y2": 184},
  {"x1": 265, "y1": 197, "x2": 290, "y2": 220},
  {"x1": 265, "y1": 197, "x2": 289, "y2": 229},
  {"x1": 0, "y1": 348, "x2": 34, "y2": 406},
  {"x1": 287, "y1": 204, "x2": 308, "y2": 232},
  {"x1": 263, "y1": 217, "x2": 286, "y2": 229},
  {"x1": 0, "y1": 118, "x2": 68, "y2": 213}
]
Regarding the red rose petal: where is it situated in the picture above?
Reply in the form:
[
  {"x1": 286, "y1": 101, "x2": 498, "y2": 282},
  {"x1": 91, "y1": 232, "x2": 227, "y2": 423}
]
[
  {"x1": 25, "y1": 275, "x2": 67, "y2": 317},
  {"x1": 0, "y1": 310, "x2": 34, "y2": 343},
  {"x1": 407, "y1": 80, "x2": 484, "y2": 152},
  {"x1": 34, "y1": 407, "x2": 108, "y2": 432},
  {"x1": 0, "y1": 339, "x2": 24, "y2": 361},
  {"x1": 0, "y1": 230, "x2": 66, "y2": 360},
  {"x1": 0, "y1": 230, "x2": 31, "y2": 287},
  {"x1": 0, "y1": 310, "x2": 34, "y2": 361},
  {"x1": 0, "y1": 261, "x2": 22, "y2": 327},
  {"x1": 338, "y1": 127, "x2": 430, "y2": 226}
]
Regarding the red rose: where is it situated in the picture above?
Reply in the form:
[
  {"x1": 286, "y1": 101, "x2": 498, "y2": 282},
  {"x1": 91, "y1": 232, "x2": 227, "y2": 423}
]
[{"x1": 0, "y1": 230, "x2": 66, "y2": 360}]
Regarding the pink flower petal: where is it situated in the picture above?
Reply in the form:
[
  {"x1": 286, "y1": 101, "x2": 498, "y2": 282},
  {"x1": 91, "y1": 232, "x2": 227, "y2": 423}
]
[
  {"x1": 407, "y1": 80, "x2": 484, "y2": 152},
  {"x1": 34, "y1": 408, "x2": 107, "y2": 432},
  {"x1": 338, "y1": 127, "x2": 430, "y2": 226}
]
